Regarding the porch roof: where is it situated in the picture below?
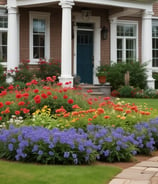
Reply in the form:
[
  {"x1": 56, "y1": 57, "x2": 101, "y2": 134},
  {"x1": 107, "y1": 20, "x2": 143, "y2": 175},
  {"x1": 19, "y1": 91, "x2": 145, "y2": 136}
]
[{"x1": 16, "y1": 0, "x2": 156, "y2": 11}]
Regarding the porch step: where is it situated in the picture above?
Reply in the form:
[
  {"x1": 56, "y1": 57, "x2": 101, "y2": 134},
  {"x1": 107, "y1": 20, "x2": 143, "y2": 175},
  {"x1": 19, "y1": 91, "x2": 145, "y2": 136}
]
[
  {"x1": 80, "y1": 84, "x2": 112, "y2": 96},
  {"x1": 90, "y1": 92, "x2": 105, "y2": 96}
]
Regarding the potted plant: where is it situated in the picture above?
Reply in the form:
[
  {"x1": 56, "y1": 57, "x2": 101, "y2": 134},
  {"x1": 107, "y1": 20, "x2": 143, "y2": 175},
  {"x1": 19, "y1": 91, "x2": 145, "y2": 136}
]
[{"x1": 96, "y1": 65, "x2": 107, "y2": 84}]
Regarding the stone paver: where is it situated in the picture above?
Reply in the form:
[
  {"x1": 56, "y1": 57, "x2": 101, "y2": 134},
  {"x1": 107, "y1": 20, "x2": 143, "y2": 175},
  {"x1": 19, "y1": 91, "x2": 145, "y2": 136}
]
[
  {"x1": 151, "y1": 176, "x2": 158, "y2": 184},
  {"x1": 135, "y1": 161, "x2": 158, "y2": 168},
  {"x1": 109, "y1": 156, "x2": 158, "y2": 184}
]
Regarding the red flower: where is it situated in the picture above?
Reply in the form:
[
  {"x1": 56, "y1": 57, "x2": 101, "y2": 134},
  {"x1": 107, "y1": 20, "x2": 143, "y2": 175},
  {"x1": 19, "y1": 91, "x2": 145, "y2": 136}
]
[
  {"x1": 41, "y1": 93, "x2": 48, "y2": 99},
  {"x1": 63, "y1": 95, "x2": 68, "y2": 99},
  {"x1": 88, "y1": 118, "x2": 92, "y2": 121},
  {"x1": 5, "y1": 101, "x2": 11, "y2": 105},
  {"x1": 0, "y1": 102, "x2": 3, "y2": 108},
  {"x1": 22, "y1": 108, "x2": 30, "y2": 114},
  {"x1": 72, "y1": 104, "x2": 80, "y2": 109},
  {"x1": 57, "y1": 82, "x2": 62, "y2": 86},
  {"x1": 15, "y1": 110, "x2": 20, "y2": 115},
  {"x1": 104, "y1": 115, "x2": 110, "y2": 119},
  {"x1": 35, "y1": 99, "x2": 41, "y2": 104},
  {"x1": 8, "y1": 85, "x2": 14, "y2": 90},
  {"x1": 31, "y1": 79, "x2": 38, "y2": 85},
  {"x1": 34, "y1": 95, "x2": 41, "y2": 101},
  {"x1": 16, "y1": 93, "x2": 22, "y2": 99},
  {"x1": 26, "y1": 82, "x2": 32, "y2": 86},
  {"x1": 63, "y1": 88, "x2": 67, "y2": 92},
  {"x1": 33, "y1": 89, "x2": 39, "y2": 93},
  {"x1": 47, "y1": 91, "x2": 52, "y2": 96},
  {"x1": 0, "y1": 116, "x2": 2, "y2": 121},
  {"x1": 18, "y1": 101, "x2": 25, "y2": 106},
  {"x1": 67, "y1": 99, "x2": 74, "y2": 104},
  {"x1": 5, "y1": 107, "x2": 10, "y2": 114},
  {"x1": 0, "y1": 90, "x2": 7, "y2": 96},
  {"x1": 22, "y1": 93, "x2": 29, "y2": 98},
  {"x1": 53, "y1": 95, "x2": 58, "y2": 99},
  {"x1": 104, "y1": 97, "x2": 111, "y2": 101}
]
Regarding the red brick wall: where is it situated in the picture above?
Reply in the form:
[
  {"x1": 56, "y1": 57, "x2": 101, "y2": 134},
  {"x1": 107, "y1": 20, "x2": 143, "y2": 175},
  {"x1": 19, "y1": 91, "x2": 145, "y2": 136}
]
[
  {"x1": 19, "y1": 6, "x2": 144, "y2": 69},
  {"x1": 19, "y1": 8, "x2": 62, "y2": 64},
  {"x1": 153, "y1": 2, "x2": 158, "y2": 17},
  {"x1": 0, "y1": 0, "x2": 7, "y2": 5}
]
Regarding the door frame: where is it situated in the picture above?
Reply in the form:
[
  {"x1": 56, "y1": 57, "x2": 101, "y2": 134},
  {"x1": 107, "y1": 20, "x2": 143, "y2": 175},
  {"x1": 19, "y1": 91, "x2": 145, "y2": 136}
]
[{"x1": 73, "y1": 13, "x2": 101, "y2": 84}]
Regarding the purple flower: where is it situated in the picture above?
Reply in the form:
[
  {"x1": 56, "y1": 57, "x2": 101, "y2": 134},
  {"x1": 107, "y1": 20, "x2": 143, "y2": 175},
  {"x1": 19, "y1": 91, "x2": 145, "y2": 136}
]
[{"x1": 8, "y1": 143, "x2": 14, "y2": 151}]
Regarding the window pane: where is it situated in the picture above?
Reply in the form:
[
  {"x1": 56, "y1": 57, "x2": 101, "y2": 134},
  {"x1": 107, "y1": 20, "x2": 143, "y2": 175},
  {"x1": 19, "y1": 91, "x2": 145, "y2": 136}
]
[
  {"x1": 117, "y1": 50, "x2": 122, "y2": 62},
  {"x1": 126, "y1": 39, "x2": 136, "y2": 61},
  {"x1": 39, "y1": 47, "x2": 44, "y2": 58},
  {"x1": 33, "y1": 18, "x2": 46, "y2": 59},
  {"x1": 153, "y1": 50, "x2": 158, "y2": 58},
  {"x1": 38, "y1": 20, "x2": 45, "y2": 33},
  {"x1": 0, "y1": 16, "x2": 8, "y2": 28},
  {"x1": 0, "y1": 31, "x2": 7, "y2": 62},
  {"x1": 126, "y1": 39, "x2": 136, "y2": 50},
  {"x1": 117, "y1": 39, "x2": 122, "y2": 49},
  {"x1": 117, "y1": 25, "x2": 124, "y2": 36},
  {"x1": 33, "y1": 47, "x2": 39, "y2": 59},
  {"x1": 152, "y1": 58, "x2": 158, "y2": 67},
  {"x1": 124, "y1": 25, "x2": 136, "y2": 37},
  {"x1": 152, "y1": 21, "x2": 158, "y2": 67}
]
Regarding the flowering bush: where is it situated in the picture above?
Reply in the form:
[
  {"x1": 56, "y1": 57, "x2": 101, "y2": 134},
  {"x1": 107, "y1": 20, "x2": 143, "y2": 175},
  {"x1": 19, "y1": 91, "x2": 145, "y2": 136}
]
[
  {"x1": 0, "y1": 118, "x2": 158, "y2": 164},
  {"x1": 35, "y1": 59, "x2": 61, "y2": 81},
  {"x1": 112, "y1": 86, "x2": 158, "y2": 98},
  {"x1": 0, "y1": 126, "x2": 97, "y2": 164}
]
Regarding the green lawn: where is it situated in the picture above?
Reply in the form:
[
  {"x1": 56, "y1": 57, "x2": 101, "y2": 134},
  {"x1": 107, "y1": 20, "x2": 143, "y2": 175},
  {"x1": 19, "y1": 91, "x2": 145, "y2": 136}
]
[
  {"x1": 0, "y1": 160, "x2": 121, "y2": 184},
  {"x1": 120, "y1": 98, "x2": 158, "y2": 110}
]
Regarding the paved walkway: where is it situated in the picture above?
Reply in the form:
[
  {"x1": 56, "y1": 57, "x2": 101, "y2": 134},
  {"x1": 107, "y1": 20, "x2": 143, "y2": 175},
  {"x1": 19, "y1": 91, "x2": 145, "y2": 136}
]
[{"x1": 109, "y1": 156, "x2": 158, "y2": 184}]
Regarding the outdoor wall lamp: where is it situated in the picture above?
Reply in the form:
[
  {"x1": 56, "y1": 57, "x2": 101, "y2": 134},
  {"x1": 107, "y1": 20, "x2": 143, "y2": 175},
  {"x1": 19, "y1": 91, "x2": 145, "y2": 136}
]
[{"x1": 101, "y1": 26, "x2": 108, "y2": 40}]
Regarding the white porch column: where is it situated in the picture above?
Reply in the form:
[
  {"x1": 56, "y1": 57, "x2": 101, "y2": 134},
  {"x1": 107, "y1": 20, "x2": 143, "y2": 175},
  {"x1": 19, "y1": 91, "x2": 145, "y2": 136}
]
[
  {"x1": 59, "y1": 0, "x2": 74, "y2": 87},
  {"x1": 7, "y1": 3, "x2": 19, "y2": 71},
  {"x1": 142, "y1": 10, "x2": 155, "y2": 89},
  {"x1": 110, "y1": 17, "x2": 117, "y2": 64},
  {"x1": 94, "y1": 26, "x2": 101, "y2": 84}
]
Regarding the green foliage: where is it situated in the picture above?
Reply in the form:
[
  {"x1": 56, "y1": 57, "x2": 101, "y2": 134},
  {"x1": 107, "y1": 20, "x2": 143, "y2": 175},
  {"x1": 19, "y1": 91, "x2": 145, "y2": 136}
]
[
  {"x1": 114, "y1": 86, "x2": 158, "y2": 98},
  {"x1": 35, "y1": 59, "x2": 61, "y2": 80},
  {"x1": 153, "y1": 73, "x2": 158, "y2": 81},
  {"x1": 7, "y1": 60, "x2": 34, "y2": 83},
  {"x1": 106, "y1": 62, "x2": 147, "y2": 89},
  {"x1": 0, "y1": 64, "x2": 7, "y2": 91},
  {"x1": 96, "y1": 65, "x2": 109, "y2": 77}
]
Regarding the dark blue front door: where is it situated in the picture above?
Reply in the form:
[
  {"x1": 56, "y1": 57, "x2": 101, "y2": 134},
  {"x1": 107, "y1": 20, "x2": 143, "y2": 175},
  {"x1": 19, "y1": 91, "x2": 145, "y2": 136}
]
[{"x1": 77, "y1": 30, "x2": 93, "y2": 84}]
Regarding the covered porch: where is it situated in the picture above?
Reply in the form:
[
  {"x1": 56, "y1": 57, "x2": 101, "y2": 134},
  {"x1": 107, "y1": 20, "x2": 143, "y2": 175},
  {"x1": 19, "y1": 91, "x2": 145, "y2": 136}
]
[{"x1": 6, "y1": 0, "x2": 156, "y2": 88}]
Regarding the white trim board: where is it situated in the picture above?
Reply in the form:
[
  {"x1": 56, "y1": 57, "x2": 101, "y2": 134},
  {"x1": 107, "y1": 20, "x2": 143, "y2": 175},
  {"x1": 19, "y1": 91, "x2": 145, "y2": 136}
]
[
  {"x1": 29, "y1": 11, "x2": 50, "y2": 64},
  {"x1": 73, "y1": 12, "x2": 101, "y2": 84}
]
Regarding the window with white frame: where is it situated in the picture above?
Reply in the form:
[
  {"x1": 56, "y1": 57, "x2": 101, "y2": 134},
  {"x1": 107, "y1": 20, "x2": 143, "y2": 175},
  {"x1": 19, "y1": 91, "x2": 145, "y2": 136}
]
[
  {"x1": 0, "y1": 15, "x2": 7, "y2": 63},
  {"x1": 117, "y1": 23, "x2": 137, "y2": 63},
  {"x1": 30, "y1": 12, "x2": 50, "y2": 64},
  {"x1": 152, "y1": 20, "x2": 158, "y2": 67}
]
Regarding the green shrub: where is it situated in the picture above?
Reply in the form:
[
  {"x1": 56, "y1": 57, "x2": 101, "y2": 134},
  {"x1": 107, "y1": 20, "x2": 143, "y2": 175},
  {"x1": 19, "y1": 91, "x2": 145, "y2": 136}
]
[
  {"x1": 0, "y1": 64, "x2": 7, "y2": 91},
  {"x1": 7, "y1": 60, "x2": 34, "y2": 83},
  {"x1": 35, "y1": 59, "x2": 61, "y2": 81},
  {"x1": 118, "y1": 86, "x2": 133, "y2": 98},
  {"x1": 106, "y1": 62, "x2": 147, "y2": 89}
]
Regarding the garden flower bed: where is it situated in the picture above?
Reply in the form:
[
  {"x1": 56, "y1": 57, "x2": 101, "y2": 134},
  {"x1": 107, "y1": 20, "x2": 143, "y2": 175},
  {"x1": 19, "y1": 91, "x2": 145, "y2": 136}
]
[{"x1": 0, "y1": 77, "x2": 158, "y2": 164}]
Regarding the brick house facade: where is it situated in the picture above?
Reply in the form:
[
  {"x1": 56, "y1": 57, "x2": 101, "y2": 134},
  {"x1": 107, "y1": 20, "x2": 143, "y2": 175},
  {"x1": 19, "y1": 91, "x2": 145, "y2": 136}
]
[{"x1": 0, "y1": 0, "x2": 158, "y2": 87}]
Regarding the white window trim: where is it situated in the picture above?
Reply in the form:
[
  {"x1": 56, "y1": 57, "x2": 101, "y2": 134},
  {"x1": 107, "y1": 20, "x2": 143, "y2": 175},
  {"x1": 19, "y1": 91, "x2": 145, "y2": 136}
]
[
  {"x1": 116, "y1": 20, "x2": 139, "y2": 62},
  {"x1": 29, "y1": 11, "x2": 50, "y2": 64}
]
